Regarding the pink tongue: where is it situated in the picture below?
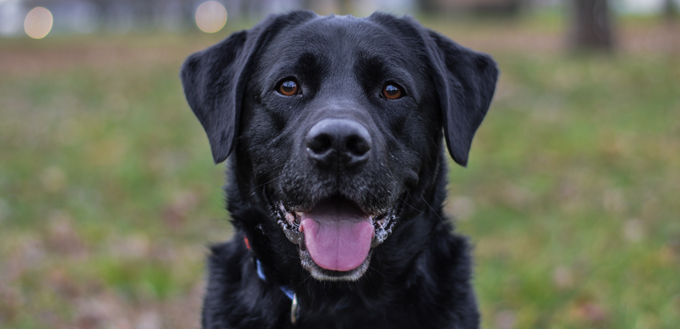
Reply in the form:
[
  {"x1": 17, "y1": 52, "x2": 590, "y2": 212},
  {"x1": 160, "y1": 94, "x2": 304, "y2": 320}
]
[{"x1": 300, "y1": 200, "x2": 374, "y2": 272}]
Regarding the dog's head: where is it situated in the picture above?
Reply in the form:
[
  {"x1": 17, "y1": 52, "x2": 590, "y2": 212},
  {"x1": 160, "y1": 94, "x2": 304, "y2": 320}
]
[{"x1": 181, "y1": 11, "x2": 497, "y2": 282}]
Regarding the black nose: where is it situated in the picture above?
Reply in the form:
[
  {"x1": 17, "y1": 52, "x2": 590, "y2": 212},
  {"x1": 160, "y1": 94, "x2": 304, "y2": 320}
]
[{"x1": 306, "y1": 119, "x2": 371, "y2": 168}]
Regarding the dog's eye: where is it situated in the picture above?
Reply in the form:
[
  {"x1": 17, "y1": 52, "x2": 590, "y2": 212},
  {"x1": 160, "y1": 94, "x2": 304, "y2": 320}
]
[
  {"x1": 277, "y1": 79, "x2": 300, "y2": 96},
  {"x1": 381, "y1": 84, "x2": 403, "y2": 100}
]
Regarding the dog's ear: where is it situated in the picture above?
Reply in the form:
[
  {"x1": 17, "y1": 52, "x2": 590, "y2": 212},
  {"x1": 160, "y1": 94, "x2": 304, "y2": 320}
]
[
  {"x1": 180, "y1": 30, "x2": 252, "y2": 164},
  {"x1": 424, "y1": 31, "x2": 499, "y2": 167},
  {"x1": 180, "y1": 11, "x2": 315, "y2": 164}
]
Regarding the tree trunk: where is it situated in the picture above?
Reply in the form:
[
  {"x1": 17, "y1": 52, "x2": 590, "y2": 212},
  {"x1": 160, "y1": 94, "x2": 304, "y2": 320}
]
[
  {"x1": 419, "y1": 0, "x2": 440, "y2": 14},
  {"x1": 302, "y1": 0, "x2": 316, "y2": 12},
  {"x1": 337, "y1": 0, "x2": 352, "y2": 15},
  {"x1": 570, "y1": 0, "x2": 614, "y2": 51},
  {"x1": 664, "y1": 0, "x2": 678, "y2": 22}
]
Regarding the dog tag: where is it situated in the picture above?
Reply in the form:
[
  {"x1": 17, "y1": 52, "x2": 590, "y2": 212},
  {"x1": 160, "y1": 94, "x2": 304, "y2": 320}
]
[{"x1": 291, "y1": 293, "x2": 299, "y2": 325}]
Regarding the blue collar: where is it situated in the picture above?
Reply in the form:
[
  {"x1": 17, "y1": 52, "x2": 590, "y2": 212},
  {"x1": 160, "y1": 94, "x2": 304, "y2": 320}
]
[
  {"x1": 256, "y1": 259, "x2": 296, "y2": 301},
  {"x1": 255, "y1": 257, "x2": 345, "y2": 323}
]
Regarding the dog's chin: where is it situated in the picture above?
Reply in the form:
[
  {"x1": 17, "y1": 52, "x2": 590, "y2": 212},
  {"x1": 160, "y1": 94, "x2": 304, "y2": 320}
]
[{"x1": 272, "y1": 194, "x2": 398, "y2": 281}]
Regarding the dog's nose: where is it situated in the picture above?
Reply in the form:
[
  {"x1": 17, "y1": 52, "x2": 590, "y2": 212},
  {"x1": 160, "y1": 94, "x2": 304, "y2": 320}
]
[{"x1": 306, "y1": 119, "x2": 371, "y2": 168}]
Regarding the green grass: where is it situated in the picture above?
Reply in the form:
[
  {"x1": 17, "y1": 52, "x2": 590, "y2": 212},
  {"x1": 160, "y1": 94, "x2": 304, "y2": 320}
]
[
  {"x1": 1, "y1": 17, "x2": 679, "y2": 329},
  {"x1": 452, "y1": 52, "x2": 680, "y2": 328}
]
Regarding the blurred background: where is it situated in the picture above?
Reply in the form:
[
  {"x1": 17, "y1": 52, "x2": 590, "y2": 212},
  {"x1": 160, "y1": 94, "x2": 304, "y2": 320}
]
[{"x1": 1, "y1": 0, "x2": 679, "y2": 328}]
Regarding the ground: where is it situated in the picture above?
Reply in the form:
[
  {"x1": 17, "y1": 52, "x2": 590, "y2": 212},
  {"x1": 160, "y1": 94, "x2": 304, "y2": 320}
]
[{"x1": 0, "y1": 13, "x2": 679, "y2": 329}]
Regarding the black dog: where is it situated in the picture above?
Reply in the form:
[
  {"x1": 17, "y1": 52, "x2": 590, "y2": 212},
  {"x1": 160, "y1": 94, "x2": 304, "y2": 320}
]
[{"x1": 181, "y1": 11, "x2": 497, "y2": 329}]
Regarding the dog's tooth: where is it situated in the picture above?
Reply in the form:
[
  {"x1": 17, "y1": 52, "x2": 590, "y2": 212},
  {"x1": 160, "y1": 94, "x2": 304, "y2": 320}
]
[
  {"x1": 285, "y1": 212, "x2": 295, "y2": 223},
  {"x1": 299, "y1": 234, "x2": 306, "y2": 251}
]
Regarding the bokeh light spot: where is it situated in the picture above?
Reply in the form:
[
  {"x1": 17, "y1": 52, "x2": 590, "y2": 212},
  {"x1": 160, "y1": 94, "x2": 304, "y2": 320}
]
[
  {"x1": 24, "y1": 7, "x2": 53, "y2": 39},
  {"x1": 195, "y1": 1, "x2": 227, "y2": 33}
]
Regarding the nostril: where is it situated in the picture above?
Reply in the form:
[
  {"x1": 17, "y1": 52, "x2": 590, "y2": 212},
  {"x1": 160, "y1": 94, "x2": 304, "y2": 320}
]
[
  {"x1": 307, "y1": 133, "x2": 332, "y2": 155},
  {"x1": 346, "y1": 135, "x2": 370, "y2": 156},
  {"x1": 305, "y1": 118, "x2": 372, "y2": 167}
]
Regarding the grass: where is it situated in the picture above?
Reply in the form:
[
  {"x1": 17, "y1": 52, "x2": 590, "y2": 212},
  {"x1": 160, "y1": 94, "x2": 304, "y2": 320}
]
[
  {"x1": 1, "y1": 15, "x2": 679, "y2": 329},
  {"x1": 453, "y1": 53, "x2": 680, "y2": 328}
]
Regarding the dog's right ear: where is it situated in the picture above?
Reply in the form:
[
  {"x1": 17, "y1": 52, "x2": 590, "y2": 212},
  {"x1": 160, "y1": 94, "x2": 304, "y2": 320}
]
[
  {"x1": 181, "y1": 30, "x2": 252, "y2": 164},
  {"x1": 180, "y1": 11, "x2": 316, "y2": 164}
]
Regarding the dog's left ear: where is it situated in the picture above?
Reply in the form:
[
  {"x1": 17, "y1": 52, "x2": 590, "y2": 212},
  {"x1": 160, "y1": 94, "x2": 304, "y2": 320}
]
[{"x1": 424, "y1": 30, "x2": 499, "y2": 167}]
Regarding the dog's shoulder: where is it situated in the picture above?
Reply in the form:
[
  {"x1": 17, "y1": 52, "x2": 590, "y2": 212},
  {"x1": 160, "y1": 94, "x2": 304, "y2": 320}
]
[{"x1": 203, "y1": 240, "x2": 292, "y2": 328}]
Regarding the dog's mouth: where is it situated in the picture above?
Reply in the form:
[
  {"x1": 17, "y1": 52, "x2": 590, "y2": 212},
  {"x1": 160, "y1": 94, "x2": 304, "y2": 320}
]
[{"x1": 274, "y1": 194, "x2": 398, "y2": 281}]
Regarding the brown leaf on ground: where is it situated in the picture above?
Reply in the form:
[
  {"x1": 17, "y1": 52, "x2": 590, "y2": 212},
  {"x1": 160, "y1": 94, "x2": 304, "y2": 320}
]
[
  {"x1": 109, "y1": 234, "x2": 151, "y2": 260},
  {"x1": 0, "y1": 284, "x2": 22, "y2": 323},
  {"x1": 494, "y1": 309, "x2": 516, "y2": 329},
  {"x1": 162, "y1": 191, "x2": 200, "y2": 230},
  {"x1": 445, "y1": 196, "x2": 476, "y2": 221},
  {"x1": 622, "y1": 219, "x2": 647, "y2": 243},
  {"x1": 570, "y1": 300, "x2": 609, "y2": 325},
  {"x1": 46, "y1": 210, "x2": 87, "y2": 258},
  {"x1": 48, "y1": 267, "x2": 81, "y2": 299},
  {"x1": 553, "y1": 265, "x2": 575, "y2": 290},
  {"x1": 161, "y1": 282, "x2": 204, "y2": 329}
]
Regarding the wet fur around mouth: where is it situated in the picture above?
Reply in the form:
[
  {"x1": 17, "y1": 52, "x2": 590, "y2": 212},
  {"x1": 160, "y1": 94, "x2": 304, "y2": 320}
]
[
  {"x1": 181, "y1": 10, "x2": 498, "y2": 329},
  {"x1": 272, "y1": 195, "x2": 400, "y2": 281}
]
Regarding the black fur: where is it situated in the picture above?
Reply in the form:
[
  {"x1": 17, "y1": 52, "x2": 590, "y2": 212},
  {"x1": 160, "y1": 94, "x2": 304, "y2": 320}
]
[{"x1": 181, "y1": 11, "x2": 498, "y2": 329}]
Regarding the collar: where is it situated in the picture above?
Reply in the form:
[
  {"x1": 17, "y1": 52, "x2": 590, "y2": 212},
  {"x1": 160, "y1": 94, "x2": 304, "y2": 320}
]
[
  {"x1": 246, "y1": 236, "x2": 300, "y2": 324},
  {"x1": 256, "y1": 258, "x2": 299, "y2": 324},
  {"x1": 256, "y1": 258, "x2": 295, "y2": 300}
]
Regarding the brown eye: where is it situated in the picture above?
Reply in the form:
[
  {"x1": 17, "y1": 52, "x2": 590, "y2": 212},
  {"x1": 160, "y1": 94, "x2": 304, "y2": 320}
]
[
  {"x1": 382, "y1": 84, "x2": 403, "y2": 100},
  {"x1": 278, "y1": 79, "x2": 299, "y2": 96}
]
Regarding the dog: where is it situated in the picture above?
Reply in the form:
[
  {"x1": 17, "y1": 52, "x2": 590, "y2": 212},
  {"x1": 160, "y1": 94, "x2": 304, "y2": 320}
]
[{"x1": 181, "y1": 11, "x2": 498, "y2": 329}]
